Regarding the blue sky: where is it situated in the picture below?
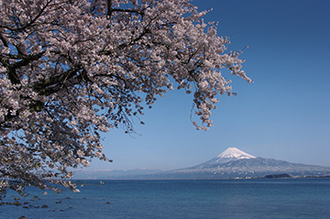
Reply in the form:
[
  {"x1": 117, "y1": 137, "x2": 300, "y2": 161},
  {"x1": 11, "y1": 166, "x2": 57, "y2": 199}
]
[{"x1": 89, "y1": 0, "x2": 330, "y2": 171}]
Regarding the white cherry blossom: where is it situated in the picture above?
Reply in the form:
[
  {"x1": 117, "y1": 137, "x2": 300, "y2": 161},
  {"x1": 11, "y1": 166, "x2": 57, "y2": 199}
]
[{"x1": 0, "y1": 0, "x2": 251, "y2": 197}]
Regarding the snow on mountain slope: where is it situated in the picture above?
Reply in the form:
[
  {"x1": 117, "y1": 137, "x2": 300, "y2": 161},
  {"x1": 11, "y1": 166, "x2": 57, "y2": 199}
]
[
  {"x1": 217, "y1": 147, "x2": 256, "y2": 160},
  {"x1": 204, "y1": 147, "x2": 256, "y2": 165}
]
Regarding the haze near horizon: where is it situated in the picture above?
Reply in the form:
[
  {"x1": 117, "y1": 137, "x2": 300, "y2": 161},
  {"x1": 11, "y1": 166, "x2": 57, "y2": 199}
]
[{"x1": 88, "y1": 0, "x2": 330, "y2": 171}]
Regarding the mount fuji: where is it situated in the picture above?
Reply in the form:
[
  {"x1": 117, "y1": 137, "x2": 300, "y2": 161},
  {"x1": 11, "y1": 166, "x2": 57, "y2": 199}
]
[
  {"x1": 146, "y1": 147, "x2": 330, "y2": 179},
  {"x1": 74, "y1": 147, "x2": 330, "y2": 179}
]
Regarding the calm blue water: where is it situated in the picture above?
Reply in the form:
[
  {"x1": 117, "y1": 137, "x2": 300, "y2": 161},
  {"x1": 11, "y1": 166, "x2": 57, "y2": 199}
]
[{"x1": 1, "y1": 178, "x2": 330, "y2": 219}]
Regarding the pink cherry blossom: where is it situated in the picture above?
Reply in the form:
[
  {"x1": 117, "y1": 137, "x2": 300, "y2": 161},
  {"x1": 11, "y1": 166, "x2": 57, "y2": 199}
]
[{"x1": 0, "y1": 0, "x2": 250, "y2": 197}]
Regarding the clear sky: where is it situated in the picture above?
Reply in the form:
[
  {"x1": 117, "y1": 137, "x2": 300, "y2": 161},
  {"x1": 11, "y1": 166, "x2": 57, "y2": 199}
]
[{"x1": 88, "y1": 0, "x2": 330, "y2": 171}]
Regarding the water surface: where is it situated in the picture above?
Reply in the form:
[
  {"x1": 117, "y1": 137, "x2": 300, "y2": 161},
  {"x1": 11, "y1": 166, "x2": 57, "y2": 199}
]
[{"x1": 1, "y1": 178, "x2": 330, "y2": 218}]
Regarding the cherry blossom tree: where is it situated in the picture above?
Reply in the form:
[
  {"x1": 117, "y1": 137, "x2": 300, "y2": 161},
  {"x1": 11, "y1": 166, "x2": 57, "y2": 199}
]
[{"x1": 0, "y1": 0, "x2": 251, "y2": 197}]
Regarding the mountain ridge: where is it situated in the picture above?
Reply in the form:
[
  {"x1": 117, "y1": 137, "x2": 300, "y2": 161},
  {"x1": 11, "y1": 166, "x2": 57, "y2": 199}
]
[
  {"x1": 73, "y1": 147, "x2": 330, "y2": 180},
  {"x1": 156, "y1": 148, "x2": 330, "y2": 179}
]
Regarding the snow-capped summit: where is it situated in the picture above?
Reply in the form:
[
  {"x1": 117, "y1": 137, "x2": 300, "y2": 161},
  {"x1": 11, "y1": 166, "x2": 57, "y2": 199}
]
[
  {"x1": 204, "y1": 147, "x2": 256, "y2": 164},
  {"x1": 217, "y1": 147, "x2": 256, "y2": 160}
]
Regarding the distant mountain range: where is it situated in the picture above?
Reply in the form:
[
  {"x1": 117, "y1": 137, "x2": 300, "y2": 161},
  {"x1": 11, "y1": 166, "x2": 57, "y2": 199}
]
[
  {"x1": 73, "y1": 168, "x2": 163, "y2": 180},
  {"x1": 74, "y1": 147, "x2": 330, "y2": 180}
]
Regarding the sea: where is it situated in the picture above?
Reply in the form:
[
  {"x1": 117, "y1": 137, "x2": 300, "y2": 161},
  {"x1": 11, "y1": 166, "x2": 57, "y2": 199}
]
[{"x1": 1, "y1": 178, "x2": 330, "y2": 219}]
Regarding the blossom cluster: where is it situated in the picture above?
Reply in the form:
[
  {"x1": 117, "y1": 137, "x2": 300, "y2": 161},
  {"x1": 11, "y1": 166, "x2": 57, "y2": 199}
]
[{"x1": 0, "y1": 0, "x2": 250, "y2": 196}]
